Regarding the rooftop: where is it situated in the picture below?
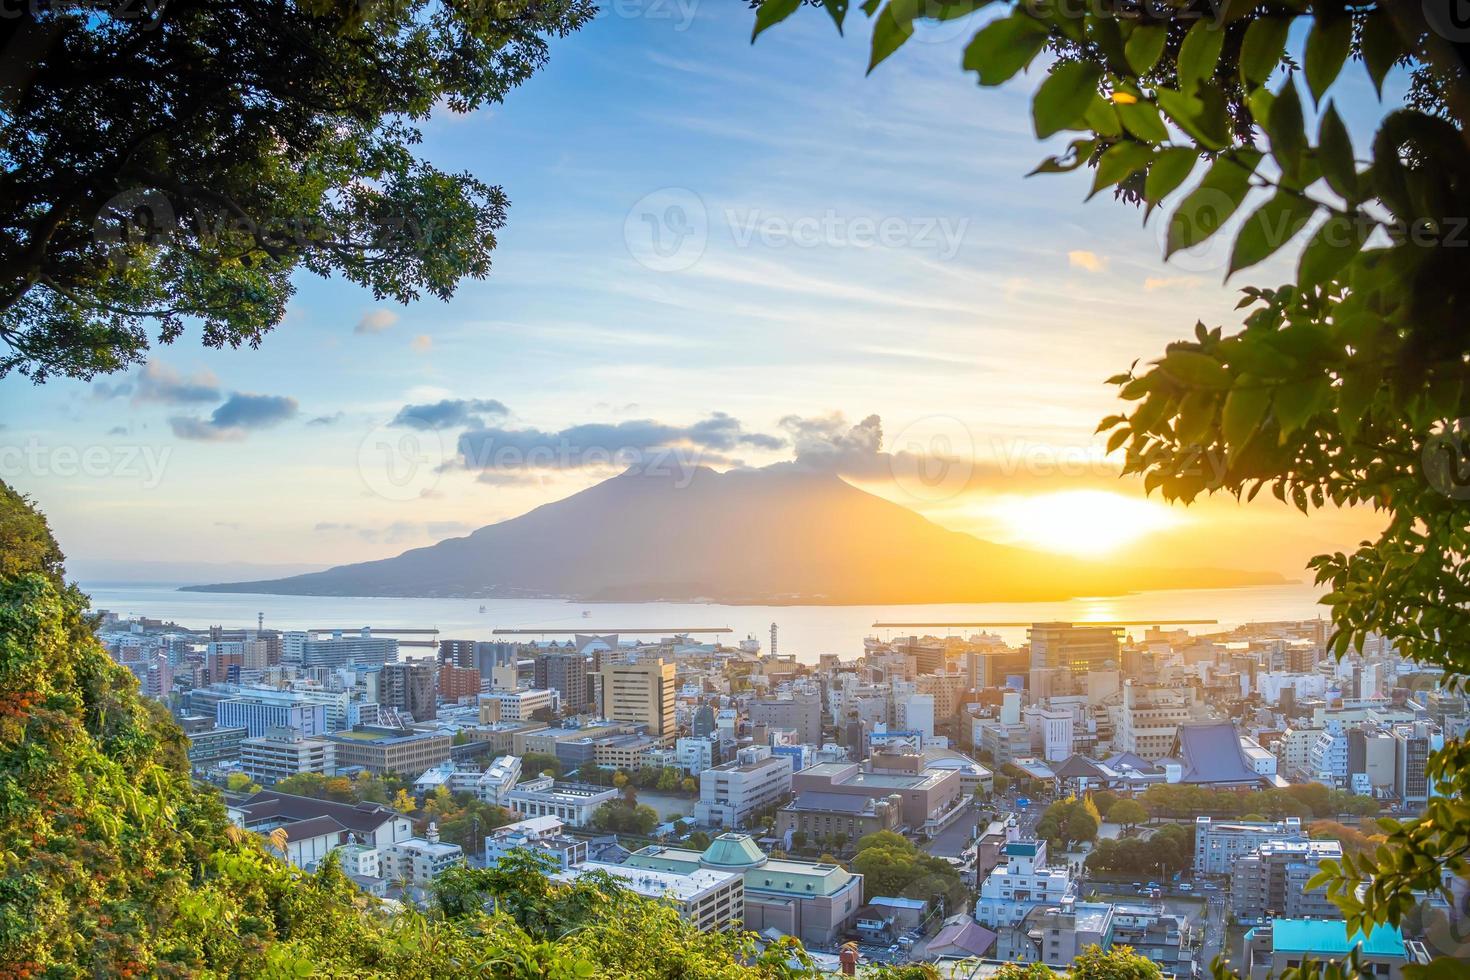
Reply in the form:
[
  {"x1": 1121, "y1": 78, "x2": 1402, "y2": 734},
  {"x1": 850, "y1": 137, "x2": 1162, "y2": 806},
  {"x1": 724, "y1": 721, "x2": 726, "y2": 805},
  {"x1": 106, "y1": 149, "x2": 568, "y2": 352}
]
[
  {"x1": 1266, "y1": 920, "x2": 1405, "y2": 958},
  {"x1": 556, "y1": 861, "x2": 738, "y2": 902}
]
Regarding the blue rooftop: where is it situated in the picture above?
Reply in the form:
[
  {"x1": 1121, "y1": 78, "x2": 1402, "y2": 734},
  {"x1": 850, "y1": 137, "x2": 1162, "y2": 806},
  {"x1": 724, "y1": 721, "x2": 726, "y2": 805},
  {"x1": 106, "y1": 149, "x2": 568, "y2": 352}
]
[
  {"x1": 1271, "y1": 920, "x2": 1404, "y2": 958},
  {"x1": 1003, "y1": 842, "x2": 1038, "y2": 857}
]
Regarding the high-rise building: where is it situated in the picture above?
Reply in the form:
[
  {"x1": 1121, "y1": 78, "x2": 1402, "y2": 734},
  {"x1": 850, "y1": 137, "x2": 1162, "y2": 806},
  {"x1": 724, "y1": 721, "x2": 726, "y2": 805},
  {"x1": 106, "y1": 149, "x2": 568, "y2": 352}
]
[
  {"x1": 380, "y1": 661, "x2": 438, "y2": 722},
  {"x1": 286, "y1": 629, "x2": 399, "y2": 669},
  {"x1": 600, "y1": 659, "x2": 676, "y2": 738},
  {"x1": 1028, "y1": 623, "x2": 1121, "y2": 677},
  {"x1": 749, "y1": 691, "x2": 822, "y2": 745},
  {"x1": 438, "y1": 662, "x2": 483, "y2": 701},
  {"x1": 535, "y1": 652, "x2": 592, "y2": 713}
]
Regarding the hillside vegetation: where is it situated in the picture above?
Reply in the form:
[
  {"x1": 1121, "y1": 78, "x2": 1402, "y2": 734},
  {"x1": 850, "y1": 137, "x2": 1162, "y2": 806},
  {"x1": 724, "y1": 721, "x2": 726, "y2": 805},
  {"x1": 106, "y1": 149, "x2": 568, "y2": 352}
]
[{"x1": 0, "y1": 480, "x2": 807, "y2": 978}]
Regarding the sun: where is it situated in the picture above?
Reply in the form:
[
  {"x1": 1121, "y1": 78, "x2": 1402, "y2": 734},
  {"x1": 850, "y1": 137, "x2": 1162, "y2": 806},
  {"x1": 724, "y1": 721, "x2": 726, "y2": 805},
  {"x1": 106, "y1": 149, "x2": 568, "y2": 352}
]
[{"x1": 987, "y1": 490, "x2": 1182, "y2": 557}]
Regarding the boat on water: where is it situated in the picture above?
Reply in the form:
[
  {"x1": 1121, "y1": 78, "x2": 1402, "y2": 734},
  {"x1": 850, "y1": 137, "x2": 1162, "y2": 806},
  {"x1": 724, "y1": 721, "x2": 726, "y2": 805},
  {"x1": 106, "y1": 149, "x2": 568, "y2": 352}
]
[{"x1": 478, "y1": 604, "x2": 486, "y2": 614}]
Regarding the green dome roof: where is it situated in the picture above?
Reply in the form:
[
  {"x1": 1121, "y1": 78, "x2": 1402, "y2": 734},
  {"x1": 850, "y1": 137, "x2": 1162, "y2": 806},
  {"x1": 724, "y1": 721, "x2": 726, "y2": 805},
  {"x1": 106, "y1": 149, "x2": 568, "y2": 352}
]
[{"x1": 700, "y1": 833, "x2": 767, "y2": 869}]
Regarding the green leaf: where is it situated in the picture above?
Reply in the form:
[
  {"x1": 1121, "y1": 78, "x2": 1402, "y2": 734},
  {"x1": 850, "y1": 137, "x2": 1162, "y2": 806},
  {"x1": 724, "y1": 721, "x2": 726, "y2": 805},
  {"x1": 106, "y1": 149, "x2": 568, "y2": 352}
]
[
  {"x1": 1084, "y1": 97, "x2": 1122, "y2": 138},
  {"x1": 1266, "y1": 81, "x2": 1306, "y2": 180},
  {"x1": 1124, "y1": 24, "x2": 1167, "y2": 76},
  {"x1": 963, "y1": 14, "x2": 1049, "y2": 87},
  {"x1": 1166, "y1": 150, "x2": 1262, "y2": 257},
  {"x1": 1273, "y1": 377, "x2": 1328, "y2": 436},
  {"x1": 1304, "y1": 13, "x2": 1352, "y2": 104},
  {"x1": 752, "y1": 0, "x2": 802, "y2": 41},
  {"x1": 1239, "y1": 16, "x2": 1289, "y2": 88},
  {"x1": 1155, "y1": 87, "x2": 1229, "y2": 150},
  {"x1": 1360, "y1": 7, "x2": 1400, "y2": 97},
  {"x1": 1177, "y1": 20, "x2": 1225, "y2": 93},
  {"x1": 1299, "y1": 213, "x2": 1369, "y2": 286},
  {"x1": 820, "y1": 0, "x2": 851, "y2": 33},
  {"x1": 1033, "y1": 61, "x2": 1103, "y2": 139},
  {"x1": 1116, "y1": 100, "x2": 1169, "y2": 144},
  {"x1": 1028, "y1": 139, "x2": 1096, "y2": 176},
  {"x1": 1317, "y1": 103, "x2": 1358, "y2": 202},
  {"x1": 1229, "y1": 190, "x2": 1318, "y2": 276},
  {"x1": 868, "y1": 1, "x2": 917, "y2": 74},
  {"x1": 1222, "y1": 383, "x2": 1270, "y2": 457},
  {"x1": 1089, "y1": 142, "x2": 1154, "y2": 200},
  {"x1": 1144, "y1": 147, "x2": 1198, "y2": 204},
  {"x1": 1159, "y1": 350, "x2": 1229, "y2": 389}
]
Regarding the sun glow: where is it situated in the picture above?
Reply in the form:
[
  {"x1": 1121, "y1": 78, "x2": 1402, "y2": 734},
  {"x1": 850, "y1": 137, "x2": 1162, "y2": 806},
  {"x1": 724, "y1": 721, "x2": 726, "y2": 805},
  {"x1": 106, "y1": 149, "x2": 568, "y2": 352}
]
[{"x1": 988, "y1": 490, "x2": 1182, "y2": 557}]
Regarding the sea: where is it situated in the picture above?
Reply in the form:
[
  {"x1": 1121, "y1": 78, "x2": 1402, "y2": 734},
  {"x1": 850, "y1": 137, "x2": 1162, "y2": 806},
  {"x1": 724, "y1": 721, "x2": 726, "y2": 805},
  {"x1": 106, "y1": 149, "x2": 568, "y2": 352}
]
[{"x1": 80, "y1": 581, "x2": 1329, "y2": 664}]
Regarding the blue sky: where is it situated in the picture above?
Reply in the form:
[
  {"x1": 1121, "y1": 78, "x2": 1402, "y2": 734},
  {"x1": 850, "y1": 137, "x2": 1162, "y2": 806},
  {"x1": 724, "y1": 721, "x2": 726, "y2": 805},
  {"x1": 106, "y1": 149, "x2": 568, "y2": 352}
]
[{"x1": 0, "y1": 4, "x2": 1393, "y2": 574}]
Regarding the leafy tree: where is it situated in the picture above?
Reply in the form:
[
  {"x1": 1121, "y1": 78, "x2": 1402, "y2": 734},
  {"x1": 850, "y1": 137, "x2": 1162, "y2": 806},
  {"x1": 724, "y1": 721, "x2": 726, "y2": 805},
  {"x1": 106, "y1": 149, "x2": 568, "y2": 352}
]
[
  {"x1": 1066, "y1": 807, "x2": 1100, "y2": 847},
  {"x1": 852, "y1": 831, "x2": 966, "y2": 911},
  {"x1": 391, "y1": 788, "x2": 417, "y2": 814},
  {"x1": 688, "y1": 830, "x2": 713, "y2": 850},
  {"x1": 791, "y1": 830, "x2": 808, "y2": 850},
  {"x1": 1108, "y1": 799, "x2": 1150, "y2": 830},
  {"x1": 991, "y1": 772, "x2": 1012, "y2": 795},
  {"x1": 522, "y1": 751, "x2": 561, "y2": 778},
  {"x1": 681, "y1": 776, "x2": 698, "y2": 794},
  {"x1": 1090, "y1": 789, "x2": 1118, "y2": 816},
  {"x1": 224, "y1": 771, "x2": 260, "y2": 794},
  {"x1": 750, "y1": 0, "x2": 1470, "y2": 953},
  {"x1": 0, "y1": 0, "x2": 595, "y2": 381}
]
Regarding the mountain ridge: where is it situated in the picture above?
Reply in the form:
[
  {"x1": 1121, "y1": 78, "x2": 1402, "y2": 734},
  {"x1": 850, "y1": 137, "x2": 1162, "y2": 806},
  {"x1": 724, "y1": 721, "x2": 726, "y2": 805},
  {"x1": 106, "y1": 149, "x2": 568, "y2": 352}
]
[{"x1": 182, "y1": 465, "x2": 1286, "y2": 603}]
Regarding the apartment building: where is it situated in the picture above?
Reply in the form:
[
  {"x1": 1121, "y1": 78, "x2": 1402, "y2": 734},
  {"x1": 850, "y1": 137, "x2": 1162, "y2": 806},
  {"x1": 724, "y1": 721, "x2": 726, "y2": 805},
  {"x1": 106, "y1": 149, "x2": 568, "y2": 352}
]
[
  {"x1": 975, "y1": 839, "x2": 1075, "y2": 928},
  {"x1": 380, "y1": 825, "x2": 464, "y2": 889},
  {"x1": 380, "y1": 661, "x2": 438, "y2": 722},
  {"x1": 1230, "y1": 839, "x2": 1343, "y2": 922},
  {"x1": 478, "y1": 687, "x2": 555, "y2": 723},
  {"x1": 285, "y1": 629, "x2": 399, "y2": 669},
  {"x1": 534, "y1": 651, "x2": 592, "y2": 713},
  {"x1": 484, "y1": 815, "x2": 588, "y2": 869},
  {"x1": 749, "y1": 691, "x2": 823, "y2": 745}
]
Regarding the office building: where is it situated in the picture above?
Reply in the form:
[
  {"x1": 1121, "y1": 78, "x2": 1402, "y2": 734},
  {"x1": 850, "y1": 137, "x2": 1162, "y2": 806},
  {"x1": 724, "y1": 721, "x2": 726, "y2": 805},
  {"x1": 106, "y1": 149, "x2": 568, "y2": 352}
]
[
  {"x1": 1028, "y1": 623, "x2": 1120, "y2": 677},
  {"x1": 186, "y1": 725, "x2": 248, "y2": 767},
  {"x1": 217, "y1": 690, "x2": 328, "y2": 738},
  {"x1": 325, "y1": 727, "x2": 452, "y2": 775},
  {"x1": 1193, "y1": 816, "x2": 1305, "y2": 875},
  {"x1": 240, "y1": 726, "x2": 336, "y2": 785},
  {"x1": 478, "y1": 688, "x2": 555, "y2": 723},
  {"x1": 791, "y1": 759, "x2": 963, "y2": 835},
  {"x1": 556, "y1": 862, "x2": 744, "y2": 933},
  {"x1": 503, "y1": 776, "x2": 619, "y2": 827},
  {"x1": 749, "y1": 692, "x2": 823, "y2": 746},
  {"x1": 692, "y1": 746, "x2": 794, "y2": 829},
  {"x1": 775, "y1": 791, "x2": 903, "y2": 844},
  {"x1": 625, "y1": 833, "x2": 862, "y2": 946},
  {"x1": 438, "y1": 662, "x2": 483, "y2": 701},
  {"x1": 600, "y1": 659, "x2": 676, "y2": 738}
]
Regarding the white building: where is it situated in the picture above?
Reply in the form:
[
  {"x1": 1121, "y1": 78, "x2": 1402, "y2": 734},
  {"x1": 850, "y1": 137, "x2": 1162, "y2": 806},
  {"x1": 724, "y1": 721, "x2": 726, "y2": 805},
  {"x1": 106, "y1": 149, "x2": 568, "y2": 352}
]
[
  {"x1": 692, "y1": 745, "x2": 794, "y2": 830},
  {"x1": 483, "y1": 815, "x2": 588, "y2": 869},
  {"x1": 1193, "y1": 816, "x2": 1305, "y2": 875},
  {"x1": 503, "y1": 776, "x2": 619, "y2": 827},
  {"x1": 896, "y1": 693, "x2": 935, "y2": 741},
  {"x1": 380, "y1": 824, "x2": 464, "y2": 889},
  {"x1": 478, "y1": 688, "x2": 556, "y2": 722},
  {"x1": 476, "y1": 754, "x2": 522, "y2": 805},
  {"x1": 1239, "y1": 736, "x2": 1279, "y2": 776},
  {"x1": 975, "y1": 838, "x2": 1076, "y2": 928},
  {"x1": 1024, "y1": 706, "x2": 1075, "y2": 762},
  {"x1": 239, "y1": 726, "x2": 335, "y2": 785},
  {"x1": 554, "y1": 861, "x2": 744, "y2": 933},
  {"x1": 677, "y1": 735, "x2": 721, "y2": 776}
]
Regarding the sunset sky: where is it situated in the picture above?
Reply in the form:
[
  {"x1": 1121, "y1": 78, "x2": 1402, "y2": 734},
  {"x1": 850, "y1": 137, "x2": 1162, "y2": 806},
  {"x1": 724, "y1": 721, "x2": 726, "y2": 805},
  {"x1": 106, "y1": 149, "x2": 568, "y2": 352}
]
[{"x1": 0, "y1": 5, "x2": 1392, "y2": 580}]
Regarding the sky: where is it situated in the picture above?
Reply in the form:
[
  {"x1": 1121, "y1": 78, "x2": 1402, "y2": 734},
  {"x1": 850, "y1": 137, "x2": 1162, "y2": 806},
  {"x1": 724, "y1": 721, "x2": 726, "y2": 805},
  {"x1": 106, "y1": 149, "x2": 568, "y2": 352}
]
[{"x1": 0, "y1": 4, "x2": 1393, "y2": 580}]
